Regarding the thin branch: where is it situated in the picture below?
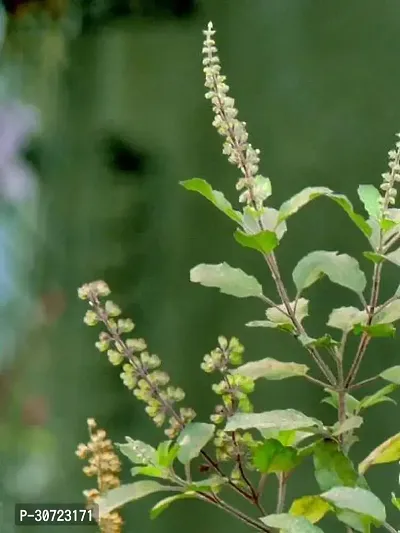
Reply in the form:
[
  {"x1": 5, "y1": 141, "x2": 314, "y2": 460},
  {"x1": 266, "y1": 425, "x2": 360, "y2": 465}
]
[
  {"x1": 265, "y1": 253, "x2": 336, "y2": 385},
  {"x1": 238, "y1": 462, "x2": 265, "y2": 515},
  {"x1": 257, "y1": 473, "x2": 268, "y2": 500},
  {"x1": 276, "y1": 473, "x2": 288, "y2": 514},
  {"x1": 358, "y1": 292, "x2": 368, "y2": 308},
  {"x1": 302, "y1": 373, "x2": 332, "y2": 389},
  {"x1": 383, "y1": 231, "x2": 400, "y2": 254},
  {"x1": 200, "y1": 492, "x2": 271, "y2": 533},
  {"x1": 345, "y1": 333, "x2": 370, "y2": 388},
  {"x1": 259, "y1": 294, "x2": 291, "y2": 317},
  {"x1": 349, "y1": 375, "x2": 379, "y2": 391},
  {"x1": 376, "y1": 294, "x2": 400, "y2": 314},
  {"x1": 184, "y1": 464, "x2": 192, "y2": 483},
  {"x1": 383, "y1": 522, "x2": 398, "y2": 533},
  {"x1": 336, "y1": 363, "x2": 346, "y2": 446},
  {"x1": 347, "y1": 146, "x2": 400, "y2": 386},
  {"x1": 346, "y1": 262, "x2": 382, "y2": 387},
  {"x1": 338, "y1": 331, "x2": 349, "y2": 362},
  {"x1": 177, "y1": 470, "x2": 270, "y2": 532},
  {"x1": 231, "y1": 431, "x2": 265, "y2": 513},
  {"x1": 347, "y1": 291, "x2": 400, "y2": 388},
  {"x1": 201, "y1": 450, "x2": 254, "y2": 502}
]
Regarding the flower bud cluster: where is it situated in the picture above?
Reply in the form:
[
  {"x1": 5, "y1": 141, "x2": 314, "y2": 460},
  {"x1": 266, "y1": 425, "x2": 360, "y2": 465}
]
[
  {"x1": 79, "y1": 281, "x2": 196, "y2": 439},
  {"x1": 201, "y1": 336, "x2": 252, "y2": 423},
  {"x1": 380, "y1": 134, "x2": 400, "y2": 216},
  {"x1": 201, "y1": 335, "x2": 244, "y2": 374},
  {"x1": 214, "y1": 428, "x2": 257, "y2": 464},
  {"x1": 211, "y1": 373, "x2": 254, "y2": 420},
  {"x1": 201, "y1": 336, "x2": 257, "y2": 462},
  {"x1": 202, "y1": 22, "x2": 265, "y2": 209},
  {"x1": 76, "y1": 418, "x2": 122, "y2": 533}
]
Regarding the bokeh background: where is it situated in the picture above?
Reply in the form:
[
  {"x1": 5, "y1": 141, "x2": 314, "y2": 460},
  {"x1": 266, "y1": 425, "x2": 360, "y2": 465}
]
[{"x1": 1, "y1": 1, "x2": 400, "y2": 532}]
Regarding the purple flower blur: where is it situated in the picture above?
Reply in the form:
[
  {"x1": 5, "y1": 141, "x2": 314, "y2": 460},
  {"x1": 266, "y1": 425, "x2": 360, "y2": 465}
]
[{"x1": 0, "y1": 101, "x2": 39, "y2": 203}]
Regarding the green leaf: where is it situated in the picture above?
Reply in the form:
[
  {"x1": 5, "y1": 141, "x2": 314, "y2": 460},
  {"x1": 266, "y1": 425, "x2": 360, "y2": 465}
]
[
  {"x1": 253, "y1": 175, "x2": 272, "y2": 200},
  {"x1": 327, "y1": 307, "x2": 367, "y2": 332},
  {"x1": 258, "y1": 429, "x2": 315, "y2": 448},
  {"x1": 358, "y1": 433, "x2": 400, "y2": 474},
  {"x1": 332, "y1": 416, "x2": 363, "y2": 437},
  {"x1": 298, "y1": 441, "x2": 320, "y2": 459},
  {"x1": 130, "y1": 465, "x2": 169, "y2": 479},
  {"x1": 358, "y1": 384, "x2": 398, "y2": 410},
  {"x1": 321, "y1": 389, "x2": 360, "y2": 415},
  {"x1": 357, "y1": 185, "x2": 381, "y2": 220},
  {"x1": 156, "y1": 441, "x2": 180, "y2": 468},
  {"x1": 258, "y1": 428, "x2": 315, "y2": 447},
  {"x1": 392, "y1": 493, "x2": 400, "y2": 511},
  {"x1": 331, "y1": 195, "x2": 372, "y2": 238},
  {"x1": 190, "y1": 263, "x2": 263, "y2": 299},
  {"x1": 177, "y1": 423, "x2": 215, "y2": 464},
  {"x1": 97, "y1": 481, "x2": 175, "y2": 517},
  {"x1": 336, "y1": 510, "x2": 368, "y2": 533},
  {"x1": 156, "y1": 441, "x2": 172, "y2": 465},
  {"x1": 381, "y1": 211, "x2": 400, "y2": 247},
  {"x1": 233, "y1": 358, "x2": 309, "y2": 381},
  {"x1": 380, "y1": 366, "x2": 400, "y2": 384},
  {"x1": 382, "y1": 214, "x2": 399, "y2": 231},
  {"x1": 278, "y1": 186, "x2": 371, "y2": 237},
  {"x1": 353, "y1": 323, "x2": 396, "y2": 338},
  {"x1": 298, "y1": 334, "x2": 339, "y2": 349},
  {"x1": 363, "y1": 251, "x2": 386, "y2": 264},
  {"x1": 225, "y1": 409, "x2": 322, "y2": 433},
  {"x1": 258, "y1": 429, "x2": 296, "y2": 446},
  {"x1": 313, "y1": 440, "x2": 360, "y2": 492},
  {"x1": 252, "y1": 439, "x2": 299, "y2": 473},
  {"x1": 261, "y1": 513, "x2": 324, "y2": 532},
  {"x1": 373, "y1": 301, "x2": 400, "y2": 325},
  {"x1": 187, "y1": 476, "x2": 226, "y2": 492},
  {"x1": 150, "y1": 492, "x2": 196, "y2": 519},
  {"x1": 117, "y1": 438, "x2": 157, "y2": 465},
  {"x1": 246, "y1": 320, "x2": 295, "y2": 332},
  {"x1": 278, "y1": 186, "x2": 332, "y2": 220},
  {"x1": 180, "y1": 178, "x2": 242, "y2": 223},
  {"x1": 368, "y1": 218, "x2": 381, "y2": 250},
  {"x1": 321, "y1": 487, "x2": 386, "y2": 523},
  {"x1": 233, "y1": 228, "x2": 278, "y2": 254},
  {"x1": 243, "y1": 206, "x2": 287, "y2": 240},
  {"x1": 247, "y1": 299, "x2": 308, "y2": 332},
  {"x1": 266, "y1": 298, "x2": 309, "y2": 325},
  {"x1": 289, "y1": 495, "x2": 332, "y2": 524},
  {"x1": 293, "y1": 251, "x2": 366, "y2": 295}
]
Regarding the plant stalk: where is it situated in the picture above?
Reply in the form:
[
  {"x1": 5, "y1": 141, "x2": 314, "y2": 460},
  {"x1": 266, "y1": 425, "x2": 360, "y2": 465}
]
[
  {"x1": 276, "y1": 473, "x2": 288, "y2": 514},
  {"x1": 200, "y1": 492, "x2": 271, "y2": 533},
  {"x1": 266, "y1": 252, "x2": 336, "y2": 385}
]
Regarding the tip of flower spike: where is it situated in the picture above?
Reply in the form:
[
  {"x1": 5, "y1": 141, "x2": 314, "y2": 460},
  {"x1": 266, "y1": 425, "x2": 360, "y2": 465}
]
[
  {"x1": 78, "y1": 280, "x2": 111, "y2": 300},
  {"x1": 87, "y1": 418, "x2": 96, "y2": 429},
  {"x1": 78, "y1": 285, "x2": 90, "y2": 300},
  {"x1": 203, "y1": 21, "x2": 215, "y2": 36}
]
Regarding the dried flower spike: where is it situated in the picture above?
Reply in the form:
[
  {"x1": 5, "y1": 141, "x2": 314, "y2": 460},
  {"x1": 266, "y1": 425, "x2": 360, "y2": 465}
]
[{"x1": 76, "y1": 419, "x2": 123, "y2": 533}]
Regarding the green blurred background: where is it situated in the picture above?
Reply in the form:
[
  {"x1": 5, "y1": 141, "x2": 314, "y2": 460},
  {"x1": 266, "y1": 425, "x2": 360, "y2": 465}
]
[{"x1": 1, "y1": 1, "x2": 400, "y2": 532}]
